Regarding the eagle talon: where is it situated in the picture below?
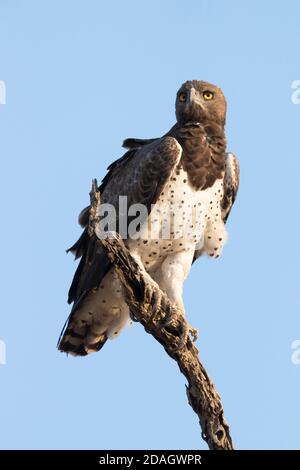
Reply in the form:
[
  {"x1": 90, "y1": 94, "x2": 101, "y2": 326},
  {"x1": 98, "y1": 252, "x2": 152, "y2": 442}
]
[
  {"x1": 189, "y1": 325, "x2": 198, "y2": 342},
  {"x1": 178, "y1": 321, "x2": 190, "y2": 348},
  {"x1": 177, "y1": 323, "x2": 198, "y2": 348},
  {"x1": 157, "y1": 308, "x2": 186, "y2": 347},
  {"x1": 150, "y1": 289, "x2": 162, "y2": 312},
  {"x1": 145, "y1": 289, "x2": 163, "y2": 328},
  {"x1": 158, "y1": 309, "x2": 198, "y2": 348}
]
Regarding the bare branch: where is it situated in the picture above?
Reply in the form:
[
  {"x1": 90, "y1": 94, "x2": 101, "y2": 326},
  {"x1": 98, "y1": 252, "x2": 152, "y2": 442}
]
[{"x1": 89, "y1": 179, "x2": 234, "y2": 450}]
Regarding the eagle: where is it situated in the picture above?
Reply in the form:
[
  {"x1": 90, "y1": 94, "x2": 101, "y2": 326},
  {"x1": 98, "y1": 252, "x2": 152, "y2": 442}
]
[{"x1": 58, "y1": 80, "x2": 239, "y2": 356}]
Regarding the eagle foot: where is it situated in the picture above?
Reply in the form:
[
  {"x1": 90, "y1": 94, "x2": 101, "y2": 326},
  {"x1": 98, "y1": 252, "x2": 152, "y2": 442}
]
[
  {"x1": 177, "y1": 320, "x2": 198, "y2": 349},
  {"x1": 144, "y1": 288, "x2": 164, "y2": 329},
  {"x1": 142, "y1": 284, "x2": 199, "y2": 347},
  {"x1": 159, "y1": 307, "x2": 198, "y2": 348}
]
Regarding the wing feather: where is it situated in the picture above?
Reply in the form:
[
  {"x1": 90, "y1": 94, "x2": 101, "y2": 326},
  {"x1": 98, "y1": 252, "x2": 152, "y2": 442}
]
[
  {"x1": 192, "y1": 152, "x2": 239, "y2": 263},
  {"x1": 221, "y1": 152, "x2": 240, "y2": 223},
  {"x1": 67, "y1": 136, "x2": 182, "y2": 307}
]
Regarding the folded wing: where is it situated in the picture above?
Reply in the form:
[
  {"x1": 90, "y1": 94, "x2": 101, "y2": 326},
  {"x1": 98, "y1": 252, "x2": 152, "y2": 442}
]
[{"x1": 66, "y1": 136, "x2": 183, "y2": 311}]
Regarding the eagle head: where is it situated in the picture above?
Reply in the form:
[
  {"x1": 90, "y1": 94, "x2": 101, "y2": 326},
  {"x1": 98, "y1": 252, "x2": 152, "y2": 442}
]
[{"x1": 175, "y1": 80, "x2": 227, "y2": 127}]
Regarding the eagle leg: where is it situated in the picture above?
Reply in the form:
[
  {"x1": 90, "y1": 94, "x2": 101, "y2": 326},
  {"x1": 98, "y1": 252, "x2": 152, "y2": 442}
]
[
  {"x1": 140, "y1": 283, "x2": 163, "y2": 328},
  {"x1": 142, "y1": 284, "x2": 198, "y2": 348},
  {"x1": 159, "y1": 306, "x2": 198, "y2": 348}
]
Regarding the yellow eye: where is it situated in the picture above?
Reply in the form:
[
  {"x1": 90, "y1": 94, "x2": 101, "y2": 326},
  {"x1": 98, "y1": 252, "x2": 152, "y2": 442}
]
[
  {"x1": 203, "y1": 90, "x2": 214, "y2": 100},
  {"x1": 178, "y1": 92, "x2": 187, "y2": 102}
]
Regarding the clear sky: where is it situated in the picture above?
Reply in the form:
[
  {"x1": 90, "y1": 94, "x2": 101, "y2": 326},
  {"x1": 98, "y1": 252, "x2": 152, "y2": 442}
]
[{"x1": 0, "y1": 0, "x2": 299, "y2": 450}]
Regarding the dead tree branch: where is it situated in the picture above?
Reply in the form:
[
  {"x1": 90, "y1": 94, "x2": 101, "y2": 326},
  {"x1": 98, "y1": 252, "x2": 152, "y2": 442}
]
[{"x1": 89, "y1": 179, "x2": 234, "y2": 450}]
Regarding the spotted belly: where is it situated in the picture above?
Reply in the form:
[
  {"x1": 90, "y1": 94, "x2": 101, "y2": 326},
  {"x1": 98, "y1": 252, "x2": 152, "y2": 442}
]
[{"x1": 127, "y1": 167, "x2": 228, "y2": 270}]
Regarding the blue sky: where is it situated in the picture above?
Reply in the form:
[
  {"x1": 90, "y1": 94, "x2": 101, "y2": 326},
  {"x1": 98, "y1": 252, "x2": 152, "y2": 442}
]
[{"x1": 0, "y1": 0, "x2": 299, "y2": 450}]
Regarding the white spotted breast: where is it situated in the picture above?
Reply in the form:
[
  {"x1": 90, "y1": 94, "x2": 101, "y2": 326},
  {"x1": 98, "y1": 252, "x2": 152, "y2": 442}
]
[{"x1": 128, "y1": 166, "x2": 228, "y2": 268}]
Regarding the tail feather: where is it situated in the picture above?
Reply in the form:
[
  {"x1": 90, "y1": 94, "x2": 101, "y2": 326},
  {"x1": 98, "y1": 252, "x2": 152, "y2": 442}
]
[
  {"x1": 58, "y1": 330, "x2": 107, "y2": 356},
  {"x1": 58, "y1": 318, "x2": 108, "y2": 356},
  {"x1": 59, "y1": 267, "x2": 129, "y2": 356}
]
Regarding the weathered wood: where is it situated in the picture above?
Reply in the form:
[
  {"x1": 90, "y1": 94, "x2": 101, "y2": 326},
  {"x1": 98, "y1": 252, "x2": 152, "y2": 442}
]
[{"x1": 89, "y1": 179, "x2": 234, "y2": 450}]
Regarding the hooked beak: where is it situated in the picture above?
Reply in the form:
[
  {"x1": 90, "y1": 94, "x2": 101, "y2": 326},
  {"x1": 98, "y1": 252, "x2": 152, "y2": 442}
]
[{"x1": 189, "y1": 87, "x2": 205, "y2": 110}]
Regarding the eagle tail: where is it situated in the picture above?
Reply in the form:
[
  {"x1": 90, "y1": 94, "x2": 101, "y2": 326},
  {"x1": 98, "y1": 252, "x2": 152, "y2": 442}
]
[
  {"x1": 58, "y1": 267, "x2": 129, "y2": 356},
  {"x1": 57, "y1": 314, "x2": 108, "y2": 356}
]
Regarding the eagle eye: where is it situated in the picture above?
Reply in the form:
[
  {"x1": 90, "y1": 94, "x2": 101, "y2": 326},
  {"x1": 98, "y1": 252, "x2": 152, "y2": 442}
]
[
  {"x1": 178, "y1": 91, "x2": 187, "y2": 103},
  {"x1": 203, "y1": 90, "x2": 214, "y2": 101}
]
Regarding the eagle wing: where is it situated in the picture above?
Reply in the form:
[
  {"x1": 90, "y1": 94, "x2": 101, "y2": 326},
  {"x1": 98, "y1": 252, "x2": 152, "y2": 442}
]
[
  {"x1": 221, "y1": 152, "x2": 240, "y2": 223},
  {"x1": 67, "y1": 136, "x2": 182, "y2": 309},
  {"x1": 193, "y1": 152, "x2": 239, "y2": 263}
]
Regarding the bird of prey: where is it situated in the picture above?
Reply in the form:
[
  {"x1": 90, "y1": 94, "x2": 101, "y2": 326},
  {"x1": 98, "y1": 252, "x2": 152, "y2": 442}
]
[{"x1": 58, "y1": 80, "x2": 239, "y2": 356}]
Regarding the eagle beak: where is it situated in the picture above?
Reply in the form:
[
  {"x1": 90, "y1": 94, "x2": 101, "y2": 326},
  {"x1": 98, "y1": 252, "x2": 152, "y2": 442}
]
[{"x1": 190, "y1": 88, "x2": 204, "y2": 110}]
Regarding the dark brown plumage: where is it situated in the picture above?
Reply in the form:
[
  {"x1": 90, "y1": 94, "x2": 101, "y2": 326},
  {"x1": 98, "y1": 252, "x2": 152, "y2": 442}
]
[{"x1": 169, "y1": 121, "x2": 226, "y2": 190}]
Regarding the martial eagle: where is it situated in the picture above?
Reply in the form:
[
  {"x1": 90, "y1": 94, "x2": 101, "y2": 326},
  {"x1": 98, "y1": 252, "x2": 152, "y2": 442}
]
[{"x1": 58, "y1": 80, "x2": 239, "y2": 356}]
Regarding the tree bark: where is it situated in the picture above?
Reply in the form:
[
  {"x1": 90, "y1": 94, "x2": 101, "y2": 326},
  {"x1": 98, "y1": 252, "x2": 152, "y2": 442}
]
[{"x1": 89, "y1": 179, "x2": 234, "y2": 450}]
